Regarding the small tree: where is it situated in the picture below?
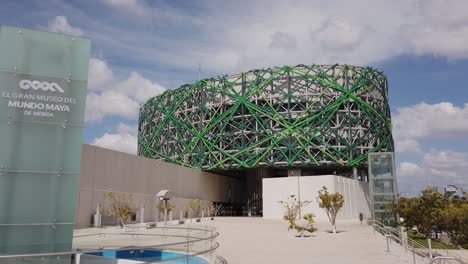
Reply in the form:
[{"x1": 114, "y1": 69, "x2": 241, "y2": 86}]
[
  {"x1": 439, "y1": 198, "x2": 468, "y2": 249},
  {"x1": 208, "y1": 203, "x2": 223, "y2": 218},
  {"x1": 317, "y1": 186, "x2": 344, "y2": 234},
  {"x1": 278, "y1": 195, "x2": 316, "y2": 236},
  {"x1": 393, "y1": 187, "x2": 445, "y2": 257},
  {"x1": 414, "y1": 188, "x2": 445, "y2": 257},
  {"x1": 104, "y1": 192, "x2": 136, "y2": 228},
  {"x1": 188, "y1": 199, "x2": 202, "y2": 219},
  {"x1": 392, "y1": 196, "x2": 419, "y2": 231}
]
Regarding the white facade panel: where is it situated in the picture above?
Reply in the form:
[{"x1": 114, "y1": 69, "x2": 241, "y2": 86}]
[{"x1": 263, "y1": 175, "x2": 371, "y2": 221}]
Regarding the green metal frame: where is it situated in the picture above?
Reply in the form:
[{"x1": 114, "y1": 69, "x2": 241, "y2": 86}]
[{"x1": 138, "y1": 64, "x2": 394, "y2": 170}]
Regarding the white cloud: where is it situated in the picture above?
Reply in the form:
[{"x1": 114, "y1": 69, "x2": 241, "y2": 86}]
[
  {"x1": 84, "y1": 0, "x2": 468, "y2": 74},
  {"x1": 394, "y1": 102, "x2": 468, "y2": 191},
  {"x1": 103, "y1": 0, "x2": 146, "y2": 16},
  {"x1": 47, "y1": 16, "x2": 83, "y2": 36},
  {"x1": 394, "y1": 102, "x2": 468, "y2": 139},
  {"x1": 269, "y1": 32, "x2": 297, "y2": 50},
  {"x1": 88, "y1": 58, "x2": 113, "y2": 91},
  {"x1": 114, "y1": 72, "x2": 166, "y2": 102},
  {"x1": 85, "y1": 57, "x2": 166, "y2": 122},
  {"x1": 422, "y1": 150, "x2": 468, "y2": 177},
  {"x1": 40, "y1": 0, "x2": 468, "y2": 78},
  {"x1": 395, "y1": 139, "x2": 422, "y2": 154},
  {"x1": 92, "y1": 123, "x2": 138, "y2": 154},
  {"x1": 397, "y1": 150, "x2": 468, "y2": 194},
  {"x1": 85, "y1": 91, "x2": 140, "y2": 122},
  {"x1": 398, "y1": 162, "x2": 424, "y2": 178},
  {"x1": 407, "y1": 0, "x2": 468, "y2": 59},
  {"x1": 393, "y1": 102, "x2": 468, "y2": 153},
  {"x1": 312, "y1": 19, "x2": 365, "y2": 51}
]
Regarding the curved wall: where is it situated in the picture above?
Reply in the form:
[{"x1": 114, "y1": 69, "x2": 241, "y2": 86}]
[{"x1": 138, "y1": 64, "x2": 394, "y2": 171}]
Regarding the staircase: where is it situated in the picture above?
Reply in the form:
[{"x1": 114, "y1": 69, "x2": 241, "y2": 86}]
[{"x1": 368, "y1": 219, "x2": 467, "y2": 264}]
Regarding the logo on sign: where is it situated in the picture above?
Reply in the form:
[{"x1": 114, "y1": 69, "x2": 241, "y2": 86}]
[{"x1": 19, "y1": 80, "x2": 64, "y2": 93}]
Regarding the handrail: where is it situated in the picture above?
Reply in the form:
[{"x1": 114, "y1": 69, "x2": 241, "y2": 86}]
[
  {"x1": 374, "y1": 219, "x2": 467, "y2": 262},
  {"x1": 216, "y1": 255, "x2": 228, "y2": 264},
  {"x1": 73, "y1": 231, "x2": 219, "y2": 243},
  {"x1": 373, "y1": 223, "x2": 431, "y2": 256},
  {"x1": 143, "y1": 243, "x2": 221, "y2": 264},
  {"x1": 368, "y1": 219, "x2": 467, "y2": 264},
  {"x1": 370, "y1": 219, "x2": 430, "y2": 252},
  {"x1": 429, "y1": 256, "x2": 465, "y2": 264}
]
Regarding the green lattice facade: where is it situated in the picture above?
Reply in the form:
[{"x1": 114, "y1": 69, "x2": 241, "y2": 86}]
[{"x1": 138, "y1": 64, "x2": 394, "y2": 171}]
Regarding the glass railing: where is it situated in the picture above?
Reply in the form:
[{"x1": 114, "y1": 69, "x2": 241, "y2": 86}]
[{"x1": 0, "y1": 225, "x2": 222, "y2": 264}]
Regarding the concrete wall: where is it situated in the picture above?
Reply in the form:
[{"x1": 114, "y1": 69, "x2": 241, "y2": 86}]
[
  {"x1": 262, "y1": 175, "x2": 371, "y2": 221},
  {"x1": 75, "y1": 144, "x2": 243, "y2": 228},
  {"x1": 333, "y1": 175, "x2": 371, "y2": 220}
]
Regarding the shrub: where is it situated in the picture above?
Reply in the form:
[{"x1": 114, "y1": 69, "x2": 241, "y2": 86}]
[{"x1": 279, "y1": 195, "x2": 316, "y2": 236}]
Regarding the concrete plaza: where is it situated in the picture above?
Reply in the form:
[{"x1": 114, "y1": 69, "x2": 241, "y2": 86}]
[
  {"x1": 210, "y1": 217, "x2": 423, "y2": 264},
  {"x1": 73, "y1": 217, "x2": 468, "y2": 264}
]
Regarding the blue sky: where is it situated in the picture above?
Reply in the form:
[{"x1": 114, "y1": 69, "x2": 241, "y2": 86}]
[{"x1": 1, "y1": 0, "x2": 467, "y2": 195}]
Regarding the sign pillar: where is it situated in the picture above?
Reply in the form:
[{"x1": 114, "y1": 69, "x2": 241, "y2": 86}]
[{"x1": 0, "y1": 26, "x2": 90, "y2": 254}]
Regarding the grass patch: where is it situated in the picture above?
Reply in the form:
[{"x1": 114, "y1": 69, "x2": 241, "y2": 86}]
[{"x1": 407, "y1": 231, "x2": 457, "y2": 249}]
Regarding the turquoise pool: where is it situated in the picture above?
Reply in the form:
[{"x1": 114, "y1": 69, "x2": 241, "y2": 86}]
[{"x1": 86, "y1": 249, "x2": 208, "y2": 264}]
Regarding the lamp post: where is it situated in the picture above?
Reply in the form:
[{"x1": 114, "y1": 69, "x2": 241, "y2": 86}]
[{"x1": 156, "y1": 190, "x2": 173, "y2": 227}]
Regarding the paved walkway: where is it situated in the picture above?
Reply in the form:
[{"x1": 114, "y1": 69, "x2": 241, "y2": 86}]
[{"x1": 209, "y1": 217, "x2": 425, "y2": 264}]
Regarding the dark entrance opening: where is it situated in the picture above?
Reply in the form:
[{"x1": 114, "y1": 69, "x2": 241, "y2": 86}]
[
  {"x1": 209, "y1": 166, "x2": 368, "y2": 217},
  {"x1": 209, "y1": 168, "x2": 292, "y2": 216}
]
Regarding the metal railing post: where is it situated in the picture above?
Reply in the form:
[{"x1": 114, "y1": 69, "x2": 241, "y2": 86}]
[
  {"x1": 385, "y1": 228, "x2": 391, "y2": 253},
  {"x1": 210, "y1": 230, "x2": 214, "y2": 264},
  {"x1": 411, "y1": 240, "x2": 416, "y2": 264},
  {"x1": 75, "y1": 253, "x2": 81, "y2": 264},
  {"x1": 386, "y1": 236, "x2": 390, "y2": 253},
  {"x1": 186, "y1": 226, "x2": 190, "y2": 262},
  {"x1": 403, "y1": 227, "x2": 407, "y2": 253}
]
